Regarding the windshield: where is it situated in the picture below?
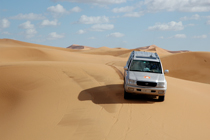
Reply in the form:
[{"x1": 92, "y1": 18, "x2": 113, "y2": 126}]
[{"x1": 129, "y1": 60, "x2": 162, "y2": 73}]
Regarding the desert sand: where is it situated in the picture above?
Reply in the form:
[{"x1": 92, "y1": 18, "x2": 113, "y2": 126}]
[{"x1": 0, "y1": 39, "x2": 210, "y2": 140}]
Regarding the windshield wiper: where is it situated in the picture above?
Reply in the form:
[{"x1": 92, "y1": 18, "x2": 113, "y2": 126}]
[{"x1": 130, "y1": 70, "x2": 142, "y2": 72}]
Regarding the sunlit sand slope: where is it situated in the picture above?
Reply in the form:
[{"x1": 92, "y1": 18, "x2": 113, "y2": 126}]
[
  {"x1": 161, "y1": 52, "x2": 210, "y2": 84},
  {"x1": 0, "y1": 39, "x2": 210, "y2": 140}
]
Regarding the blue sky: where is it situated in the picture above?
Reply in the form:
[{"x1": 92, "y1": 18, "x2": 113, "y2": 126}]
[{"x1": 0, "y1": 0, "x2": 210, "y2": 51}]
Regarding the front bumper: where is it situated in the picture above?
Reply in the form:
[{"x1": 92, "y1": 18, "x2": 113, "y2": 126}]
[{"x1": 125, "y1": 84, "x2": 166, "y2": 96}]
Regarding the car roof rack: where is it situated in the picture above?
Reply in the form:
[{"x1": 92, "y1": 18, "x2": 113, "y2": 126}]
[{"x1": 131, "y1": 51, "x2": 160, "y2": 61}]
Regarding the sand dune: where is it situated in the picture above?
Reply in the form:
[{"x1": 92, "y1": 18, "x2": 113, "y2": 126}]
[
  {"x1": 161, "y1": 51, "x2": 210, "y2": 84},
  {"x1": 136, "y1": 45, "x2": 168, "y2": 53},
  {"x1": 136, "y1": 45, "x2": 189, "y2": 57},
  {"x1": 1, "y1": 39, "x2": 210, "y2": 140},
  {"x1": 78, "y1": 46, "x2": 132, "y2": 58},
  {"x1": 67, "y1": 44, "x2": 94, "y2": 50}
]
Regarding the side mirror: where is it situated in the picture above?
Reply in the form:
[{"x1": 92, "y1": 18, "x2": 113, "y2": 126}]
[
  {"x1": 164, "y1": 69, "x2": 169, "y2": 74},
  {"x1": 124, "y1": 66, "x2": 128, "y2": 71}
]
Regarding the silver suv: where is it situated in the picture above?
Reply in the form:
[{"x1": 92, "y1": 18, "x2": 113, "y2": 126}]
[{"x1": 124, "y1": 51, "x2": 169, "y2": 101}]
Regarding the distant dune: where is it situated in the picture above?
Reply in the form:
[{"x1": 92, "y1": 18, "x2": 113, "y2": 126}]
[
  {"x1": 115, "y1": 47, "x2": 128, "y2": 50},
  {"x1": 167, "y1": 50, "x2": 190, "y2": 53},
  {"x1": 136, "y1": 45, "x2": 189, "y2": 54},
  {"x1": 1, "y1": 38, "x2": 210, "y2": 140},
  {"x1": 67, "y1": 44, "x2": 94, "y2": 50}
]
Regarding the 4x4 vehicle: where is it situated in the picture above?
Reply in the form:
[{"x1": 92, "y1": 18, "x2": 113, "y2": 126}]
[{"x1": 124, "y1": 51, "x2": 169, "y2": 101}]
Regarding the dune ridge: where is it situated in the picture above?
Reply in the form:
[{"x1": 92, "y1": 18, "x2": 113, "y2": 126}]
[
  {"x1": 67, "y1": 44, "x2": 94, "y2": 50},
  {"x1": 0, "y1": 39, "x2": 210, "y2": 140},
  {"x1": 137, "y1": 45, "x2": 189, "y2": 54}
]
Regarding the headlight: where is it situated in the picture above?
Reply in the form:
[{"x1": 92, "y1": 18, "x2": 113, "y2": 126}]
[
  {"x1": 157, "y1": 82, "x2": 166, "y2": 88},
  {"x1": 128, "y1": 79, "x2": 136, "y2": 85}
]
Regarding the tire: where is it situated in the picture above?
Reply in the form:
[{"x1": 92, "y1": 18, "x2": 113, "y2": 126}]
[
  {"x1": 158, "y1": 96, "x2": 165, "y2": 102},
  {"x1": 124, "y1": 90, "x2": 131, "y2": 99}
]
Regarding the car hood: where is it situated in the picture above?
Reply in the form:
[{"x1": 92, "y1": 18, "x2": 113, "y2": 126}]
[{"x1": 128, "y1": 71, "x2": 165, "y2": 82}]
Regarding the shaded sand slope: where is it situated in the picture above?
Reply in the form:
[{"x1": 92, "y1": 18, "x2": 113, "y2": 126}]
[
  {"x1": 1, "y1": 39, "x2": 210, "y2": 140},
  {"x1": 161, "y1": 52, "x2": 210, "y2": 84}
]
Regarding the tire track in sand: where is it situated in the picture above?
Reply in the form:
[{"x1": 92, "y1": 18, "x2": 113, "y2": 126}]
[{"x1": 106, "y1": 62, "x2": 124, "y2": 80}]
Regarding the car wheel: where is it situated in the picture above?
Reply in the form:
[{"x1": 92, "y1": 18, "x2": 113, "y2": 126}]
[{"x1": 158, "y1": 96, "x2": 165, "y2": 102}]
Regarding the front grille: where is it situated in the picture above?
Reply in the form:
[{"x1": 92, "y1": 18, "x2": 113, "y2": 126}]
[{"x1": 136, "y1": 81, "x2": 157, "y2": 87}]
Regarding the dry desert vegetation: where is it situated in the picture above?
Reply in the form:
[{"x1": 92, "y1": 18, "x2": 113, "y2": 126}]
[{"x1": 0, "y1": 39, "x2": 210, "y2": 140}]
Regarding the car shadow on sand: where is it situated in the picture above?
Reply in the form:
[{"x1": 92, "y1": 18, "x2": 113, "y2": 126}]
[{"x1": 78, "y1": 84, "x2": 159, "y2": 104}]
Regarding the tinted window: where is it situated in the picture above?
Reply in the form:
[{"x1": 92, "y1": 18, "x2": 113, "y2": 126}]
[{"x1": 130, "y1": 60, "x2": 162, "y2": 74}]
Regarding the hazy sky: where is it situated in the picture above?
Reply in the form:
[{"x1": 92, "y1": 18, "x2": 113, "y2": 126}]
[{"x1": 0, "y1": 0, "x2": 210, "y2": 51}]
